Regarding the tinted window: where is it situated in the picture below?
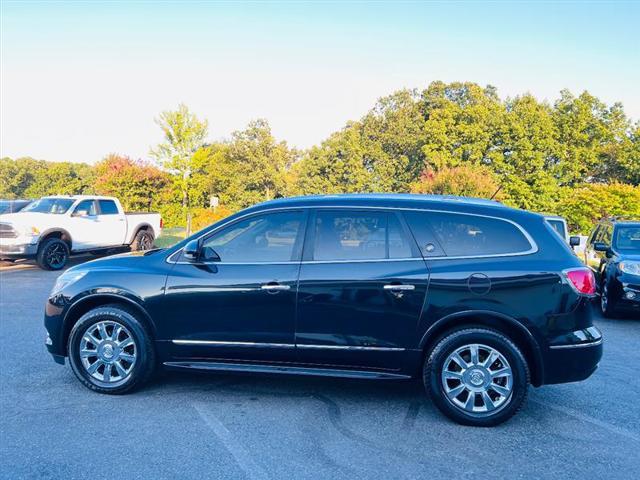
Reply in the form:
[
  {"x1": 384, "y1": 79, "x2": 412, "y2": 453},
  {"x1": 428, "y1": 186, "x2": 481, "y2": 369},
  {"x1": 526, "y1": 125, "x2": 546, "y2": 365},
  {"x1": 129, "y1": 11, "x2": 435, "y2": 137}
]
[
  {"x1": 405, "y1": 211, "x2": 532, "y2": 257},
  {"x1": 388, "y1": 214, "x2": 413, "y2": 259},
  {"x1": 98, "y1": 200, "x2": 119, "y2": 215},
  {"x1": 614, "y1": 226, "x2": 640, "y2": 252},
  {"x1": 73, "y1": 200, "x2": 97, "y2": 216},
  {"x1": 312, "y1": 210, "x2": 413, "y2": 261},
  {"x1": 201, "y1": 211, "x2": 305, "y2": 263},
  {"x1": 22, "y1": 198, "x2": 74, "y2": 214}
]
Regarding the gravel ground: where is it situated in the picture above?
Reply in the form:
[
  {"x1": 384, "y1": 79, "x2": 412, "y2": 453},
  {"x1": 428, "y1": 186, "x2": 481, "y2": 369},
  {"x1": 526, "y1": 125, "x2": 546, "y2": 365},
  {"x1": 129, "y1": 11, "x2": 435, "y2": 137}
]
[{"x1": 1, "y1": 261, "x2": 639, "y2": 479}]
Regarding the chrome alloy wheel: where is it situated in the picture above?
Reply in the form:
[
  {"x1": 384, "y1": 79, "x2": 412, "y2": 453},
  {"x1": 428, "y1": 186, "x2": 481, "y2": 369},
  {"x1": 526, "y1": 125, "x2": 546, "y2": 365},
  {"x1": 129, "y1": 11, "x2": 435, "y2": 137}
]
[
  {"x1": 79, "y1": 321, "x2": 137, "y2": 384},
  {"x1": 441, "y1": 343, "x2": 513, "y2": 416}
]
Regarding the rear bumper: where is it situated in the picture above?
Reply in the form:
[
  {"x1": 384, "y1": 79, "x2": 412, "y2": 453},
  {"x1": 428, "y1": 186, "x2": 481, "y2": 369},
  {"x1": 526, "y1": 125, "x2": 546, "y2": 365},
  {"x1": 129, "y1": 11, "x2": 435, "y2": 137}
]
[{"x1": 543, "y1": 327, "x2": 603, "y2": 385}]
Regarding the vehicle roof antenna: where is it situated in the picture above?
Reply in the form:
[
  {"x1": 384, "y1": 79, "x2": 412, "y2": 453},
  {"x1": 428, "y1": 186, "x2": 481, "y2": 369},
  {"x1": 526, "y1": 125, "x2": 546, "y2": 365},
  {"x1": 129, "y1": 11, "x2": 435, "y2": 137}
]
[{"x1": 490, "y1": 185, "x2": 503, "y2": 201}]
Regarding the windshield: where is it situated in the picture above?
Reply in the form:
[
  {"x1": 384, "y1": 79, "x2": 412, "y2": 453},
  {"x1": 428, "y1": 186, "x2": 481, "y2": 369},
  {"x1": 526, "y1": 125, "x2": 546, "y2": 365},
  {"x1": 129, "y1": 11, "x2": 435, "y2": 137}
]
[
  {"x1": 22, "y1": 198, "x2": 74, "y2": 214},
  {"x1": 614, "y1": 226, "x2": 640, "y2": 253},
  {"x1": 546, "y1": 219, "x2": 566, "y2": 239}
]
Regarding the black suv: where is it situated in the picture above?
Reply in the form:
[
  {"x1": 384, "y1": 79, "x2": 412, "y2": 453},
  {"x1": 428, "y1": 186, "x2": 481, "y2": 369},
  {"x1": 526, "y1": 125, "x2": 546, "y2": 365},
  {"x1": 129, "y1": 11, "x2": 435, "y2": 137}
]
[
  {"x1": 44, "y1": 194, "x2": 602, "y2": 426},
  {"x1": 584, "y1": 218, "x2": 640, "y2": 317}
]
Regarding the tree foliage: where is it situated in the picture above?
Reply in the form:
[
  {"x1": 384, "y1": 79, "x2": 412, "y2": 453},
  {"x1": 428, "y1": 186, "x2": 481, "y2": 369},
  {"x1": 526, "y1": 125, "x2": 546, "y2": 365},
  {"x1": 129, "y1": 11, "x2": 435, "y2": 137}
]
[
  {"x1": 94, "y1": 154, "x2": 170, "y2": 211},
  {"x1": 2, "y1": 81, "x2": 638, "y2": 236},
  {"x1": 150, "y1": 104, "x2": 209, "y2": 211}
]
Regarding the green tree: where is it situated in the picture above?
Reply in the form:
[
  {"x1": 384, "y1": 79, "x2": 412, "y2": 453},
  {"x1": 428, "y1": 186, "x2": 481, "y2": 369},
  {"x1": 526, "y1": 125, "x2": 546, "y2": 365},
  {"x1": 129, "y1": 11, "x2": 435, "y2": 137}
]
[
  {"x1": 207, "y1": 119, "x2": 296, "y2": 209},
  {"x1": 150, "y1": 104, "x2": 209, "y2": 212},
  {"x1": 556, "y1": 183, "x2": 640, "y2": 234}
]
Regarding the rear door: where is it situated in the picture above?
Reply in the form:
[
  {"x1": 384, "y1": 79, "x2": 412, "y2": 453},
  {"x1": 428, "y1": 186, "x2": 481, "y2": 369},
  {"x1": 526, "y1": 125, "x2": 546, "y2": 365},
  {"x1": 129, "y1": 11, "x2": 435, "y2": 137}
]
[
  {"x1": 96, "y1": 199, "x2": 127, "y2": 246},
  {"x1": 295, "y1": 209, "x2": 429, "y2": 371}
]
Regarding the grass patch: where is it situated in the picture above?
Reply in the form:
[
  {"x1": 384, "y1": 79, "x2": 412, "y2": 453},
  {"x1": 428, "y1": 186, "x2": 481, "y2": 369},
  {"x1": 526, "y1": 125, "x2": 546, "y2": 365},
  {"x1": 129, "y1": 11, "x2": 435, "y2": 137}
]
[{"x1": 155, "y1": 227, "x2": 186, "y2": 248}]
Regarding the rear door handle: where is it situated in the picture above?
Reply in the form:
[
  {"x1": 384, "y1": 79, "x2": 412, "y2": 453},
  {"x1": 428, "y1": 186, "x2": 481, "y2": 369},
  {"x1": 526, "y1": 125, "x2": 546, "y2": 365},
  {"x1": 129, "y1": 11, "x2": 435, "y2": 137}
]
[
  {"x1": 261, "y1": 284, "x2": 291, "y2": 292},
  {"x1": 383, "y1": 284, "x2": 415, "y2": 291}
]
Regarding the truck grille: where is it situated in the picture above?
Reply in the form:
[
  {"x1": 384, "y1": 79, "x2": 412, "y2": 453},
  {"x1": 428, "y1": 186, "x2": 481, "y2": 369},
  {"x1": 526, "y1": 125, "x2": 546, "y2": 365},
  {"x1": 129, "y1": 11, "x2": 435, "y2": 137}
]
[{"x1": 0, "y1": 223, "x2": 18, "y2": 238}]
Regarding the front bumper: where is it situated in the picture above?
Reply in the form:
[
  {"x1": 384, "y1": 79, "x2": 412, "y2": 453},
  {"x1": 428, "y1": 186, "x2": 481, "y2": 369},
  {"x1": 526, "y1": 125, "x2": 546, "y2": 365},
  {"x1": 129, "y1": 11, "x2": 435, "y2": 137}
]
[
  {"x1": 544, "y1": 326, "x2": 603, "y2": 384},
  {"x1": 0, "y1": 241, "x2": 38, "y2": 258}
]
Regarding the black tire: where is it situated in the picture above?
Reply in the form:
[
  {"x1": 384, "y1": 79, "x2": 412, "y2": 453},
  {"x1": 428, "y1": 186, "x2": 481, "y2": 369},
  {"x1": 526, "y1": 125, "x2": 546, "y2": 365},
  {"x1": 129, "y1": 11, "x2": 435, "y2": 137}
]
[
  {"x1": 131, "y1": 229, "x2": 155, "y2": 251},
  {"x1": 36, "y1": 238, "x2": 69, "y2": 270},
  {"x1": 423, "y1": 327, "x2": 529, "y2": 427},
  {"x1": 67, "y1": 304, "x2": 156, "y2": 394},
  {"x1": 600, "y1": 282, "x2": 617, "y2": 318}
]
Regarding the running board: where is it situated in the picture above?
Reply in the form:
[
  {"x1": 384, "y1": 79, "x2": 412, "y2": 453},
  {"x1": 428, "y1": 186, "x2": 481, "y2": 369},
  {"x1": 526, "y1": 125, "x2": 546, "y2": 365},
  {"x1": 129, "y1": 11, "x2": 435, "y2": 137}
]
[{"x1": 163, "y1": 361, "x2": 411, "y2": 380}]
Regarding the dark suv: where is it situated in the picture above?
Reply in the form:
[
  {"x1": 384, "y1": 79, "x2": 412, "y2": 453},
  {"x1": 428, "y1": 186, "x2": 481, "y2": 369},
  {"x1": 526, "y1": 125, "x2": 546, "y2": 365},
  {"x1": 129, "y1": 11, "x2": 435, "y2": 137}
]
[
  {"x1": 585, "y1": 218, "x2": 640, "y2": 317},
  {"x1": 44, "y1": 194, "x2": 602, "y2": 426}
]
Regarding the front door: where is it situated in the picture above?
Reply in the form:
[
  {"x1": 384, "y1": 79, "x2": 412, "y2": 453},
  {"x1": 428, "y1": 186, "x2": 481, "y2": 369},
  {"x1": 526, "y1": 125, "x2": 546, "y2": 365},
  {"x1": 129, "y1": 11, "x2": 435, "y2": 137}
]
[
  {"x1": 163, "y1": 210, "x2": 307, "y2": 363},
  {"x1": 295, "y1": 209, "x2": 429, "y2": 371},
  {"x1": 68, "y1": 199, "x2": 100, "y2": 250}
]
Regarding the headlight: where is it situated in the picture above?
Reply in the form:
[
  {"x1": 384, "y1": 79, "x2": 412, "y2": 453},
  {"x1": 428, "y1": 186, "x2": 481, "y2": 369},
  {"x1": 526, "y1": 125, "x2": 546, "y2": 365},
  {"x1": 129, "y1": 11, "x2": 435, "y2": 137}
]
[
  {"x1": 20, "y1": 225, "x2": 40, "y2": 237},
  {"x1": 619, "y1": 261, "x2": 640, "y2": 276},
  {"x1": 51, "y1": 270, "x2": 87, "y2": 295}
]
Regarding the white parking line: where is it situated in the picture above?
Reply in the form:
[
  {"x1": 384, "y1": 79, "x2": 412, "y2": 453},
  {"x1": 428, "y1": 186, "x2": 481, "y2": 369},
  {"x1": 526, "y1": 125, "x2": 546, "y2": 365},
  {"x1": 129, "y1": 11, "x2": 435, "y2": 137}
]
[
  {"x1": 530, "y1": 398, "x2": 640, "y2": 443},
  {"x1": 192, "y1": 401, "x2": 271, "y2": 480}
]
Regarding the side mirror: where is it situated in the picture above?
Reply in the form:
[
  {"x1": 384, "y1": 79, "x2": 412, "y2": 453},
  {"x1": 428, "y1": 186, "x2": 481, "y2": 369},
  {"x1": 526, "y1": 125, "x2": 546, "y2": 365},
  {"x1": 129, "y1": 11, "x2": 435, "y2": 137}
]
[
  {"x1": 569, "y1": 236, "x2": 581, "y2": 247},
  {"x1": 73, "y1": 210, "x2": 89, "y2": 217},
  {"x1": 183, "y1": 239, "x2": 200, "y2": 262},
  {"x1": 593, "y1": 242, "x2": 609, "y2": 252}
]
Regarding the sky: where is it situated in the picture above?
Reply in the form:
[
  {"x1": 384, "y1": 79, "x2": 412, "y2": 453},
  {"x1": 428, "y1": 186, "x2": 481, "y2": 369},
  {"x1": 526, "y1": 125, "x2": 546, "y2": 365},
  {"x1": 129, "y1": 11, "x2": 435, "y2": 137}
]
[{"x1": 1, "y1": 0, "x2": 639, "y2": 164}]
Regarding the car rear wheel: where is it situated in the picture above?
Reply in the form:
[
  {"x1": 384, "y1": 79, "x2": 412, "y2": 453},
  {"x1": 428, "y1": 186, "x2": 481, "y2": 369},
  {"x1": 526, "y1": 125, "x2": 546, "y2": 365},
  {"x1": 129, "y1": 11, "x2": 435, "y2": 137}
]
[
  {"x1": 68, "y1": 304, "x2": 155, "y2": 394},
  {"x1": 131, "y1": 230, "x2": 154, "y2": 251},
  {"x1": 36, "y1": 238, "x2": 69, "y2": 270},
  {"x1": 423, "y1": 327, "x2": 529, "y2": 427}
]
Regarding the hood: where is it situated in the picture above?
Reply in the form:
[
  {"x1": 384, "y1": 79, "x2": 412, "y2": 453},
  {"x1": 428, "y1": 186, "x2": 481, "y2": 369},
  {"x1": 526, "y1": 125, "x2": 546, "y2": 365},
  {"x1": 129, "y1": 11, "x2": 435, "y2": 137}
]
[
  {"x1": 618, "y1": 253, "x2": 640, "y2": 261},
  {"x1": 0, "y1": 211, "x2": 61, "y2": 230},
  {"x1": 69, "y1": 249, "x2": 164, "y2": 273}
]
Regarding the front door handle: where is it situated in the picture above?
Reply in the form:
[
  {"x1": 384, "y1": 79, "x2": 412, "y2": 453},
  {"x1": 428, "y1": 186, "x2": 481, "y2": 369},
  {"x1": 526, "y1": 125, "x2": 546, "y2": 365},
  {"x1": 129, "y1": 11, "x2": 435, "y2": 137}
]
[
  {"x1": 383, "y1": 284, "x2": 415, "y2": 291},
  {"x1": 261, "y1": 284, "x2": 291, "y2": 292}
]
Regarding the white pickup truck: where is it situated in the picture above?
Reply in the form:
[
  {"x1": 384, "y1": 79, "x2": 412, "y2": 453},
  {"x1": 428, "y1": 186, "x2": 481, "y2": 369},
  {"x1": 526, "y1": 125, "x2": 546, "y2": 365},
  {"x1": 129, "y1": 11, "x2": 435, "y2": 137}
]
[{"x1": 0, "y1": 195, "x2": 161, "y2": 270}]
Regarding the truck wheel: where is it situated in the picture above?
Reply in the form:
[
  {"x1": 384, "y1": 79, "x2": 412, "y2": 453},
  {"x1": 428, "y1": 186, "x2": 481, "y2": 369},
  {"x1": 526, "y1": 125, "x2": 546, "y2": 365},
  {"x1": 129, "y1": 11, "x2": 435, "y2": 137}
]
[
  {"x1": 131, "y1": 230, "x2": 154, "y2": 251},
  {"x1": 423, "y1": 328, "x2": 529, "y2": 427},
  {"x1": 36, "y1": 238, "x2": 69, "y2": 270},
  {"x1": 67, "y1": 304, "x2": 156, "y2": 394}
]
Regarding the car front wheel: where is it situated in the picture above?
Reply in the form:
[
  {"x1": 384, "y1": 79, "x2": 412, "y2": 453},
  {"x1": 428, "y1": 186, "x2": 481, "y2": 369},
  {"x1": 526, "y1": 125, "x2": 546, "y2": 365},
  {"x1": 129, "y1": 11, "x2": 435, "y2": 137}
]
[
  {"x1": 600, "y1": 282, "x2": 617, "y2": 318},
  {"x1": 424, "y1": 327, "x2": 529, "y2": 427},
  {"x1": 68, "y1": 304, "x2": 155, "y2": 394}
]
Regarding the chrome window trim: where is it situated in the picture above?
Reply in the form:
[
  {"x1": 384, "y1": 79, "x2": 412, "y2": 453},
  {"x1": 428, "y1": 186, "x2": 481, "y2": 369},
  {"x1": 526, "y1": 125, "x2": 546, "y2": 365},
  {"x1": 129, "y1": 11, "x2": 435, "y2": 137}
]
[
  {"x1": 171, "y1": 339, "x2": 405, "y2": 351},
  {"x1": 165, "y1": 204, "x2": 538, "y2": 264},
  {"x1": 549, "y1": 338, "x2": 603, "y2": 350}
]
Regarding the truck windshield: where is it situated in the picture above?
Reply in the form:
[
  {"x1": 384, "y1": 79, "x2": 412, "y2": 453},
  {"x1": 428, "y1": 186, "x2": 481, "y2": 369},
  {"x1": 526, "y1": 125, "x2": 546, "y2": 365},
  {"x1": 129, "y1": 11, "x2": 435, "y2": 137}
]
[
  {"x1": 22, "y1": 198, "x2": 74, "y2": 214},
  {"x1": 615, "y1": 226, "x2": 640, "y2": 253},
  {"x1": 546, "y1": 219, "x2": 566, "y2": 239}
]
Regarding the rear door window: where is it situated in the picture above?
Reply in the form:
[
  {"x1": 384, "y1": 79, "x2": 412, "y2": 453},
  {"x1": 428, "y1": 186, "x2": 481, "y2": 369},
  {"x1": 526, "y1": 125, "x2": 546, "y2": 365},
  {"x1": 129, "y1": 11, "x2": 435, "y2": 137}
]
[
  {"x1": 404, "y1": 211, "x2": 533, "y2": 257},
  {"x1": 311, "y1": 210, "x2": 416, "y2": 261},
  {"x1": 98, "y1": 200, "x2": 119, "y2": 215}
]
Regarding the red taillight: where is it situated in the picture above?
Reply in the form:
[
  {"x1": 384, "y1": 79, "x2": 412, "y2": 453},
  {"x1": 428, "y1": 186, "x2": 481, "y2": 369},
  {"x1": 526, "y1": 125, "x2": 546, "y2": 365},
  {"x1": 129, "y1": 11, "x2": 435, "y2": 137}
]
[
  {"x1": 563, "y1": 268, "x2": 596, "y2": 295},
  {"x1": 160, "y1": 217, "x2": 163, "y2": 229}
]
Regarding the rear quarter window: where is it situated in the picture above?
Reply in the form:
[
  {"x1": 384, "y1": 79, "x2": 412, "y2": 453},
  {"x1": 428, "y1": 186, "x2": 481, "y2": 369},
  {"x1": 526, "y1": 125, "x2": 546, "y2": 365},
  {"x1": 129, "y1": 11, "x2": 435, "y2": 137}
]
[{"x1": 404, "y1": 211, "x2": 533, "y2": 257}]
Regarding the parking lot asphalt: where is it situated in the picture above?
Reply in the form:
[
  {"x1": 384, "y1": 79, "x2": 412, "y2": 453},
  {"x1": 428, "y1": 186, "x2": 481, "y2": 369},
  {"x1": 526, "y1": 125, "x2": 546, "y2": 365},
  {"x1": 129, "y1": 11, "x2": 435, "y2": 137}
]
[{"x1": 1, "y1": 261, "x2": 639, "y2": 480}]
